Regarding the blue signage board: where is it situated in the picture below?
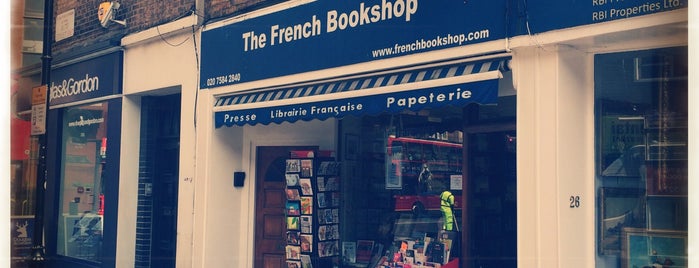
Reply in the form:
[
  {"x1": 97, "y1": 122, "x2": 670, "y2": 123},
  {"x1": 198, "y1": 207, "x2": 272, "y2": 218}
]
[
  {"x1": 215, "y1": 79, "x2": 498, "y2": 127},
  {"x1": 524, "y1": 0, "x2": 687, "y2": 34},
  {"x1": 201, "y1": 0, "x2": 507, "y2": 89},
  {"x1": 50, "y1": 51, "x2": 123, "y2": 107}
]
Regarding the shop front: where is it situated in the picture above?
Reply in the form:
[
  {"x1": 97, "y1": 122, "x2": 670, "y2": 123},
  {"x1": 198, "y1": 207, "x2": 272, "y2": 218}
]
[
  {"x1": 43, "y1": 49, "x2": 124, "y2": 268},
  {"x1": 509, "y1": 1, "x2": 689, "y2": 268},
  {"x1": 199, "y1": 1, "x2": 516, "y2": 267},
  {"x1": 196, "y1": 1, "x2": 688, "y2": 268}
]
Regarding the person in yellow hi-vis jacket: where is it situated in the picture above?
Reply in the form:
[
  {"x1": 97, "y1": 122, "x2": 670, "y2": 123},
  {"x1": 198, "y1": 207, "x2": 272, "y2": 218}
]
[{"x1": 440, "y1": 190, "x2": 455, "y2": 231}]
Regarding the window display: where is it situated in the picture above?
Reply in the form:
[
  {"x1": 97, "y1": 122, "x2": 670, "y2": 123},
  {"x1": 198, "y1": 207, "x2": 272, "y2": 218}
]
[
  {"x1": 57, "y1": 102, "x2": 109, "y2": 262},
  {"x1": 339, "y1": 111, "x2": 465, "y2": 268},
  {"x1": 595, "y1": 47, "x2": 688, "y2": 267}
]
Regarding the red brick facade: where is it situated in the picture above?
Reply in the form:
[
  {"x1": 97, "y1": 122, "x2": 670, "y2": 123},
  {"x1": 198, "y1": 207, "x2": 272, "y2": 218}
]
[
  {"x1": 52, "y1": 0, "x2": 195, "y2": 56},
  {"x1": 206, "y1": 0, "x2": 285, "y2": 21},
  {"x1": 52, "y1": 0, "x2": 291, "y2": 57}
]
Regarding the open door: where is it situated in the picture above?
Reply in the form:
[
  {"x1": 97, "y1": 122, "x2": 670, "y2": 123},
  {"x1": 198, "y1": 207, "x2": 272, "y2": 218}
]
[{"x1": 254, "y1": 146, "x2": 317, "y2": 268}]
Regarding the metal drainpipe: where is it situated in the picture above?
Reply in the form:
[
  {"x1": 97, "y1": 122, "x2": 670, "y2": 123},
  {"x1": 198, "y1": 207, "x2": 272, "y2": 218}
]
[{"x1": 29, "y1": 0, "x2": 53, "y2": 266}]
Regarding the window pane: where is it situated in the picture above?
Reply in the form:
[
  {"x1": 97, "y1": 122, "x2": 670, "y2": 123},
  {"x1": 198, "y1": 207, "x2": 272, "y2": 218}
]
[
  {"x1": 57, "y1": 102, "x2": 109, "y2": 262},
  {"x1": 24, "y1": 0, "x2": 44, "y2": 17},
  {"x1": 595, "y1": 47, "x2": 688, "y2": 267},
  {"x1": 22, "y1": 53, "x2": 42, "y2": 67},
  {"x1": 337, "y1": 112, "x2": 467, "y2": 267},
  {"x1": 23, "y1": 18, "x2": 43, "y2": 41}
]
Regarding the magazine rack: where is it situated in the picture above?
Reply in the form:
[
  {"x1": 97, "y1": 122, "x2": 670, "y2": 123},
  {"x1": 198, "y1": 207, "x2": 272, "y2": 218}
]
[{"x1": 284, "y1": 150, "x2": 341, "y2": 268}]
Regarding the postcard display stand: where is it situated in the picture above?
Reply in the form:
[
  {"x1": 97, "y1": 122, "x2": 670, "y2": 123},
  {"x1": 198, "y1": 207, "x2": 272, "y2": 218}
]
[{"x1": 285, "y1": 150, "x2": 341, "y2": 268}]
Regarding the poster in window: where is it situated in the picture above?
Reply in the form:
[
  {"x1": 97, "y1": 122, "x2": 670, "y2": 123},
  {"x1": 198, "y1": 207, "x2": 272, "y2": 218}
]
[
  {"x1": 598, "y1": 188, "x2": 646, "y2": 255},
  {"x1": 286, "y1": 189, "x2": 300, "y2": 200},
  {"x1": 286, "y1": 159, "x2": 301, "y2": 173},
  {"x1": 300, "y1": 255, "x2": 312, "y2": 268},
  {"x1": 300, "y1": 178, "x2": 313, "y2": 195},
  {"x1": 286, "y1": 201, "x2": 301, "y2": 216},
  {"x1": 598, "y1": 116, "x2": 645, "y2": 176},
  {"x1": 300, "y1": 234, "x2": 313, "y2": 253},
  {"x1": 622, "y1": 228, "x2": 687, "y2": 268},
  {"x1": 300, "y1": 159, "x2": 313, "y2": 177},
  {"x1": 286, "y1": 245, "x2": 301, "y2": 260},
  {"x1": 300, "y1": 216, "x2": 312, "y2": 234},
  {"x1": 300, "y1": 197, "x2": 313, "y2": 215},
  {"x1": 287, "y1": 217, "x2": 299, "y2": 230},
  {"x1": 342, "y1": 241, "x2": 357, "y2": 263}
]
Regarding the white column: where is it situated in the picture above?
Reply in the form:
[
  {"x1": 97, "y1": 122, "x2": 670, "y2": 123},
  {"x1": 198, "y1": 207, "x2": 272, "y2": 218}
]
[{"x1": 513, "y1": 45, "x2": 595, "y2": 268}]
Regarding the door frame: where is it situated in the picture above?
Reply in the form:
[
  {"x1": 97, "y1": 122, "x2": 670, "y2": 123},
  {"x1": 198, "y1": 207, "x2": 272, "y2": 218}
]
[{"x1": 245, "y1": 138, "x2": 322, "y2": 268}]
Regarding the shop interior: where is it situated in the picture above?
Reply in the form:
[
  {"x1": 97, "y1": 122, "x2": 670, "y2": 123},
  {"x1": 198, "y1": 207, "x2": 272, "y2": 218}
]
[{"x1": 334, "y1": 93, "x2": 517, "y2": 267}]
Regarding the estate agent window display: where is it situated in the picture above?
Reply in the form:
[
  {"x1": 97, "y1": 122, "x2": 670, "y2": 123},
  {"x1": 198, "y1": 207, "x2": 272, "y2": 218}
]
[{"x1": 56, "y1": 102, "x2": 110, "y2": 262}]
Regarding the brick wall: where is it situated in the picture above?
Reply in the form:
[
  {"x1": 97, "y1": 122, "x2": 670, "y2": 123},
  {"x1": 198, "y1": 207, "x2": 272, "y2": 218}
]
[
  {"x1": 11, "y1": 0, "x2": 25, "y2": 70},
  {"x1": 51, "y1": 0, "x2": 295, "y2": 57},
  {"x1": 53, "y1": 0, "x2": 195, "y2": 57},
  {"x1": 206, "y1": 0, "x2": 287, "y2": 22}
]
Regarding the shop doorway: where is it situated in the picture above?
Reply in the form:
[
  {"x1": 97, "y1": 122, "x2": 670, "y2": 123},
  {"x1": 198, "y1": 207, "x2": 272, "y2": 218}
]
[
  {"x1": 464, "y1": 125, "x2": 517, "y2": 268},
  {"x1": 254, "y1": 146, "x2": 317, "y2": 268},
  {"x1": 136, "y1": 94, "x2": 180, "y2": 268}
]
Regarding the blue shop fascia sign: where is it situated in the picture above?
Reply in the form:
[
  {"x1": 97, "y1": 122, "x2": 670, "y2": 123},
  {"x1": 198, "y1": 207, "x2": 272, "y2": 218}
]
[
  {"x1": 215, "y1": 79, "x2": 499, "y2": 127},
  {"x1": 200, "y1": 0, "x2": 687, "y2": 90},
  {"x1": 49, "y1": 51, "x2": 123, "y2": 107},
  {"x1": 523, "y1": 0, "x2": 687, "y2": 34},
  {"x1": 200, "y1": 0, "x2": 508, "y2": 89}
]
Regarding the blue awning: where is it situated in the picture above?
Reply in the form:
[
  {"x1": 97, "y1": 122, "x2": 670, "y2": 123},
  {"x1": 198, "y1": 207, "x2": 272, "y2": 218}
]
[{"x1": 214, "y1": 56, "x2": 510, "y2": 128}]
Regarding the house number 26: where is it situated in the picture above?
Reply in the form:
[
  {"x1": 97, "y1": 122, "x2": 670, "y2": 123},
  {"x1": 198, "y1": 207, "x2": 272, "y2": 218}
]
[{"x1": 569, "y1": 196, "x2": 581, "y2": 208}]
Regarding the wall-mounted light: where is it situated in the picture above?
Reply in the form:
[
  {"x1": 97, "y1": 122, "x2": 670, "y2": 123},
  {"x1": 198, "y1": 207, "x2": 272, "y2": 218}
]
[{"x1": 98, "y1": 1, "x2": 126, "y2": 28}]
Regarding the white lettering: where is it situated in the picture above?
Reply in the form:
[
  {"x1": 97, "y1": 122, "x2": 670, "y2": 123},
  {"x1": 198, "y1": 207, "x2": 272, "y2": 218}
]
[
  {"x1": 50, "y1": 74, "x2": 100, "y2": 101},
  {"x1": 310, "y1": 102, "x2": 363, "y2": 115},
  {"x1": 327, "y1": 0, "x2": 418, "y2": 33},
  {"x1": 68, "y1": 116, "x2": 105, "y2": 127},
  {"x1": 386, "y1": 88, "x2": 472, "y2": 109},
  {"x1": 223, "y1": 113, "x2": 257, "y2": 123},
  {"x1": 270, "y1": 15, "x2": 321, "y2": 46}
]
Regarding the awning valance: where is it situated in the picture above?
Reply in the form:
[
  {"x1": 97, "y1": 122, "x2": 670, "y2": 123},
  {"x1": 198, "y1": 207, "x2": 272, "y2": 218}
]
[{"x1": 214, "y1": 56, "x2": 510, "y2": 128}]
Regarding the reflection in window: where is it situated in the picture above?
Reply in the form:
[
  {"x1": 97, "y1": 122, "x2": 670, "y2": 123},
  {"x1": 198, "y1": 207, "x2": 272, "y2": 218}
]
[
  {"x1": 341, "y1": 111, "x2": 466, "y2": 266},
  {"x1": 595, "y1": 47, "x2": 687, "y2": 268},
  {"x1": 57, "y1": 102, "x2": 109, "y2": 262}
]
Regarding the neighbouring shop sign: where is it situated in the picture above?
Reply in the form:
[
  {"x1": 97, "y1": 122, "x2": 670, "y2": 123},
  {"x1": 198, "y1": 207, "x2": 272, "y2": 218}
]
[
  {"x1": 49, "y1": 51, "x2": 123, "y2": 107},
  {"x1": 200, "y1": 0, "x2": 507, "y2": 89},
  {"x1": 524, "y1": 0, "x2": 687, "y2": 34},
  {"x1": 31, "y1": 85, "x2": 47, "y2": 135},
  {"x1": 11, "y1": 216, "x2": 34, "y2": 262},
  {"x1": 215, "y1": 79, "x2": 498, "y2": 127}
]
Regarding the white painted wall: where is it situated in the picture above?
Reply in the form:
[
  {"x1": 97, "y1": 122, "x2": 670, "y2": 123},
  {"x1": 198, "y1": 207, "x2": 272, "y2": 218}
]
[
  {"x1": 200, "y1": 120, "x2": 337, "y2": 268},
  {"x1": 509, "y1": 10, "x2": 686, "y2": 268},
  {"x1": 118, "y1": 16, "x2": 200, "y2": 268},
  {"x1": 512, "y1": 45, "x2": 595, "y2": 267}
]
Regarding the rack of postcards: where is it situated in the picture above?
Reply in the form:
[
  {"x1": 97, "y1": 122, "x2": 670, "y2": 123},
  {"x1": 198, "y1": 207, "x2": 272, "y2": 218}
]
[{"x1": 285, "y1": 150, "x2": 341, "y2": 268}]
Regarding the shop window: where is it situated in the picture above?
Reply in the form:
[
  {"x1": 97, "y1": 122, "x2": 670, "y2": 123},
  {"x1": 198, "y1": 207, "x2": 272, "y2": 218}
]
[
  {"x1": 56, "y1": 102, "x2": 109, "y2": 262},
  {"x1": 595, "y1": 47, "x2": 688, "y2": 267},
  {"x1": 337, "y1": 108, "x2": 467, "y2": 267}
]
